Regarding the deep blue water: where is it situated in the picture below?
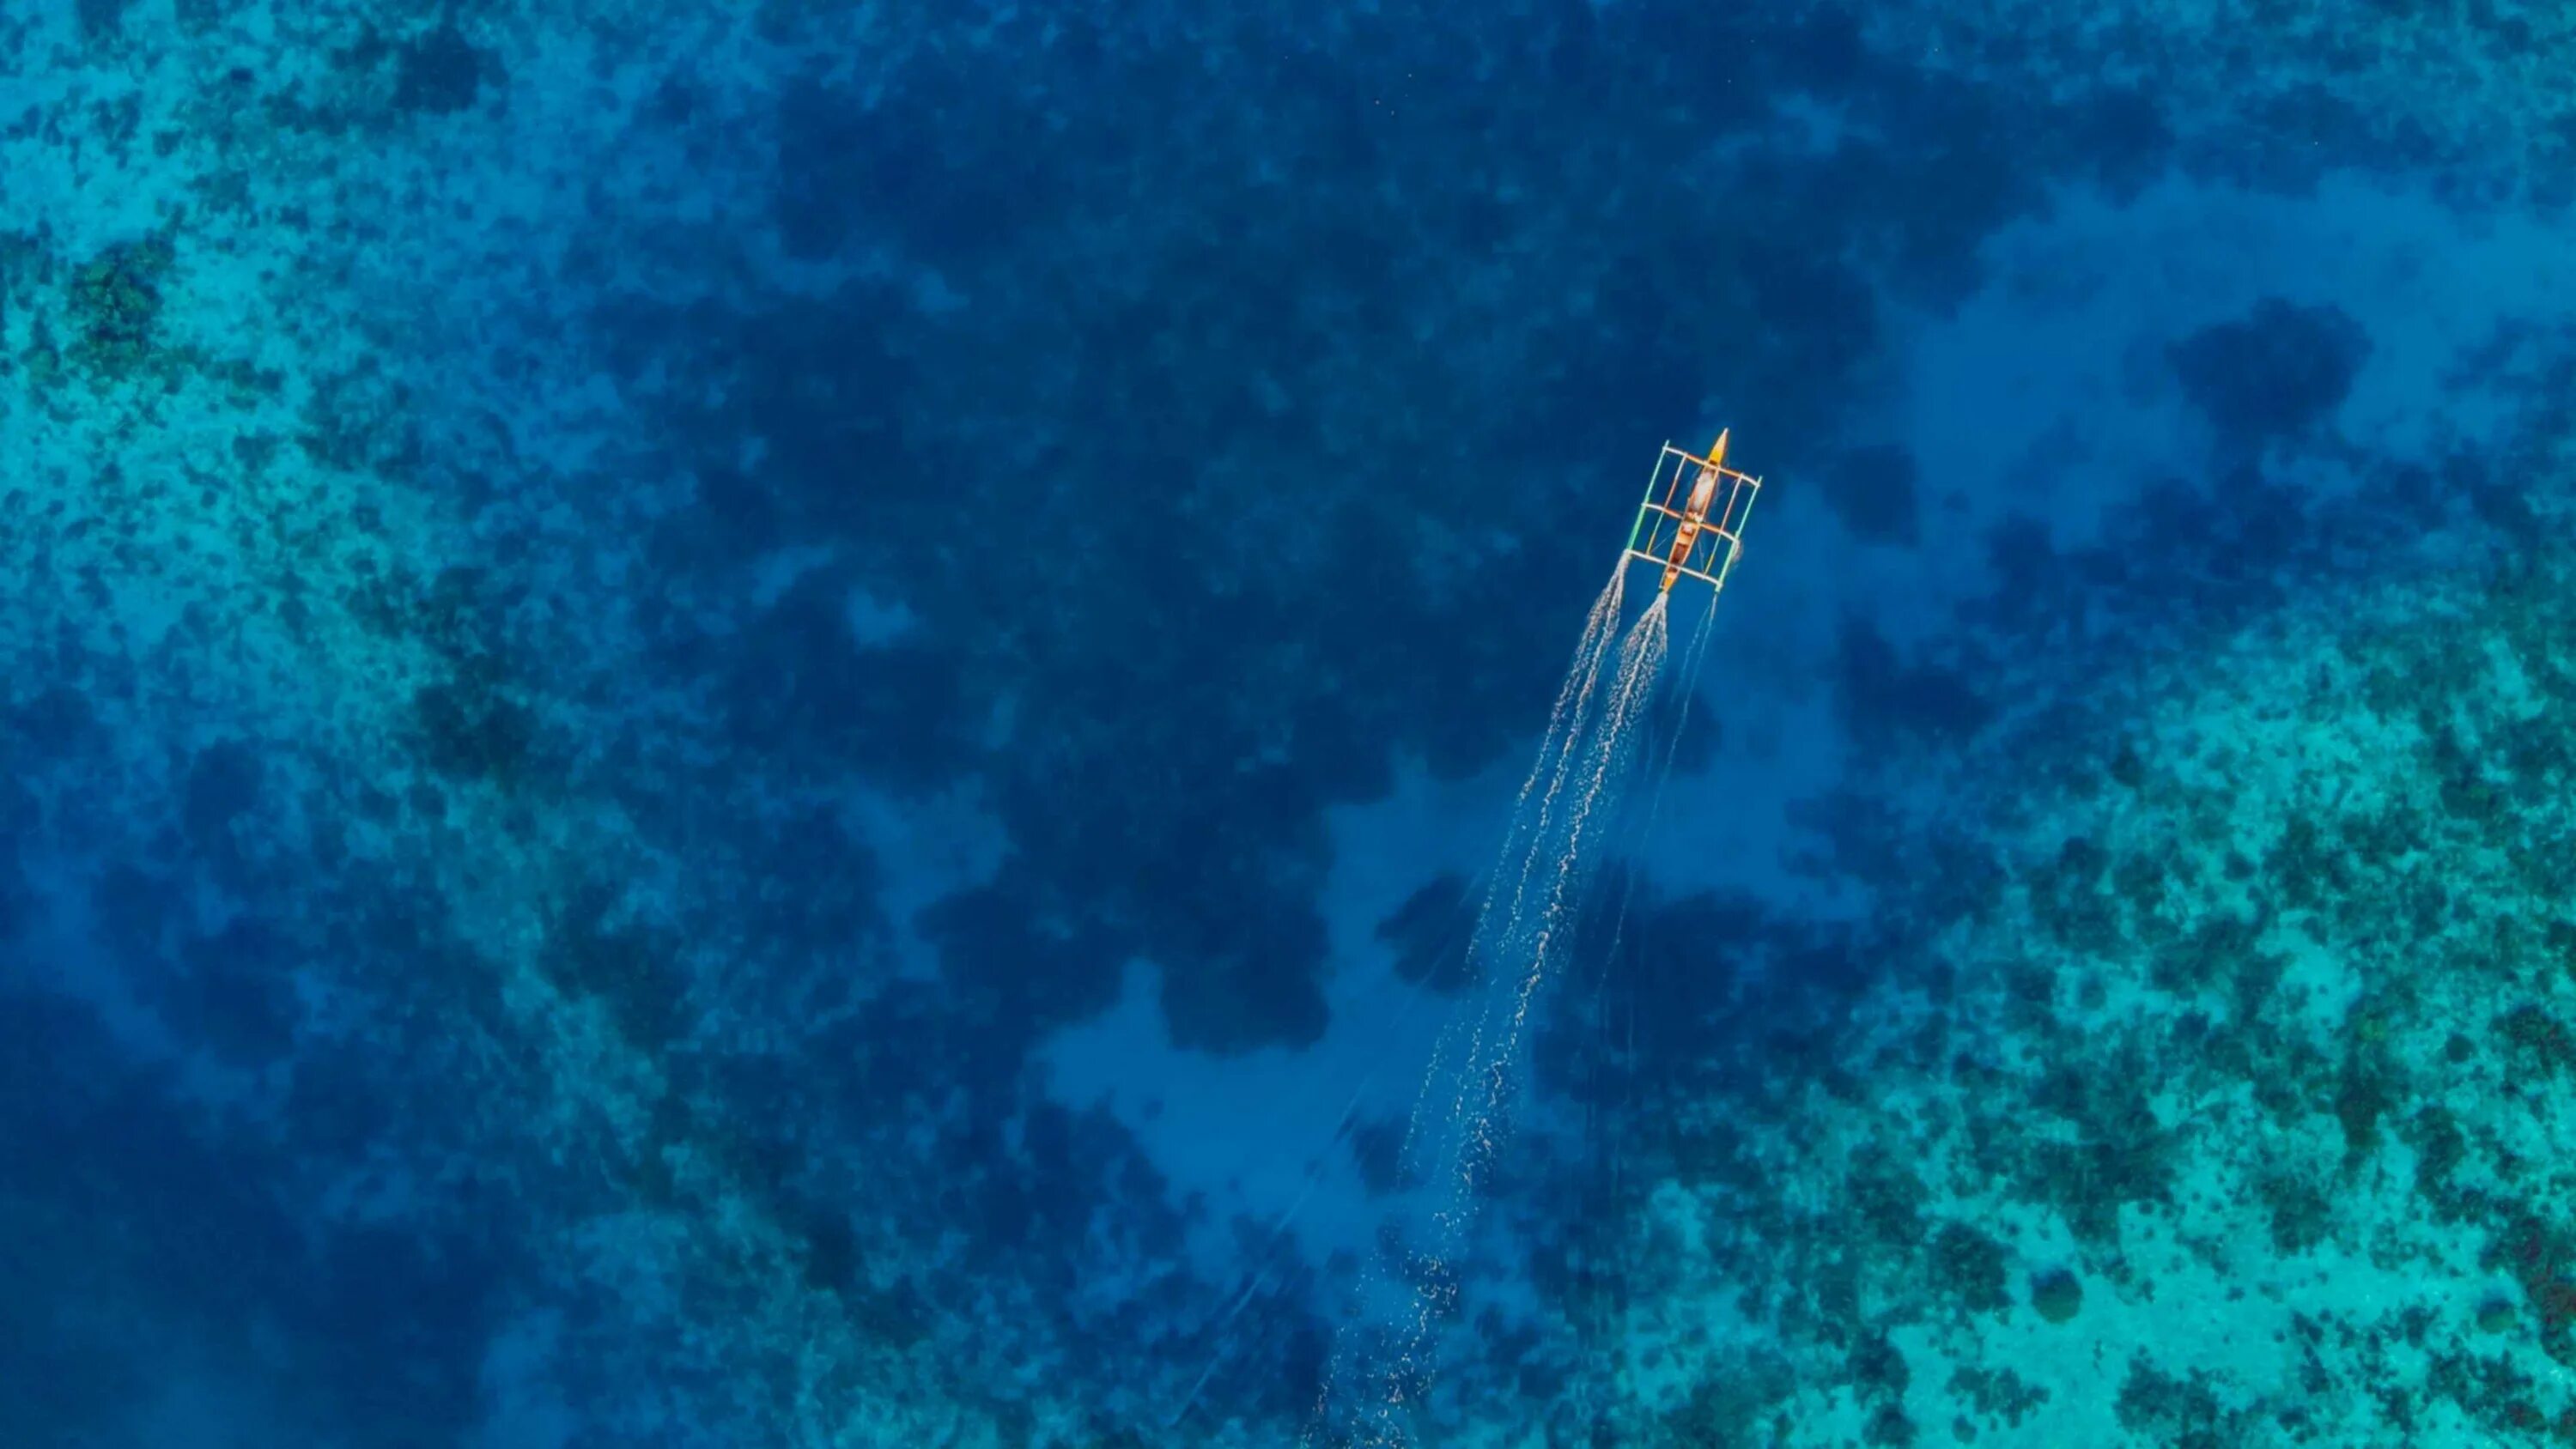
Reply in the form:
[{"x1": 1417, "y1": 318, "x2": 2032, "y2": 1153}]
[{"x1": 5, "y1": 1, "x2": 2575, "y2": 1446}]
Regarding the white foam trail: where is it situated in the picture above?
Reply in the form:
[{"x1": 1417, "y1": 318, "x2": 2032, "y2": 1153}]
[
  {"x1": 1313, "y1": 579, "x2": 1676, "y2": 1448},
  {"x1": 1396, "y1": 568, "x2": 1625, "y2": 1242},
  {"x1": 1435, "y1": 568, "x2": 1627, "y2": 1121},
  {"x1": 1469, "y1": 601, "x2": 1667, "y2": 1157}
]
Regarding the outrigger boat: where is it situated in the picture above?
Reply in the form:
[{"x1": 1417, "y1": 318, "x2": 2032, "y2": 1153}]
[{"x1": 1620, "y1": 429, "x2": 1762, "y2": 596}]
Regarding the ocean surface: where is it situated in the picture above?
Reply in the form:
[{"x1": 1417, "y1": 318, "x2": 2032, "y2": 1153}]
[{"x1": 4, "y1": 1, "x2": 2573, "y2": 1446}]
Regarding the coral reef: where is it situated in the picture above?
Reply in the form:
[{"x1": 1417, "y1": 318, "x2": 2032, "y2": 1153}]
[{"x1": 3, "y1": 0, "x2": 2573, "y2": 1443}]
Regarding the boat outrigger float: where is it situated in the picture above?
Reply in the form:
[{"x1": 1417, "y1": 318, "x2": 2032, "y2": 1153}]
[{"x1": 1621, "y1": 429, "x2": 1763, "y2": 596}]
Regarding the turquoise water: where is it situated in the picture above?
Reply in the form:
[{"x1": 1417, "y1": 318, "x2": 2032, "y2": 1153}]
[{"x1": 3, "y1": 1, "x2": 2573, "y2": 1445}]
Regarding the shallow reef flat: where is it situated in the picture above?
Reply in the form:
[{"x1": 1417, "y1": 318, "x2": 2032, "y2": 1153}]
[{"x1": 1594, "y1": 411, "x2": 2576, "y2": 1446}]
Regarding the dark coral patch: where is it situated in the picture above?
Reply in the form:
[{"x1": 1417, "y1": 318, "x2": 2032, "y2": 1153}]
[
  {"x1": 1155, "y1": 904, "x2": 1331, "y2": 1056},
  {"x1": 1822, "y1": 444, "x2": 1923, "y2": 546},
  {"x1": 2169, "y1": 297, "x2": 2372, "y2": 453},
  {"x1": 1834, "y1": 616, "x2": 1993, "y2": 755},
  {"x1": 66, "y1": 237, "x2": 176, "y2": 379},
  {"x1": 167, "y1": 914, "x2": 304, "y2": 1065},
  {"x1": 182, "y1": 739, "x2": 264, "y2": 846},
  {"x1": 1377, "y1": 873, "x2": 1479, "y2": 993},
  {"x1": 769, "y1": 62, "x2": 1066, "y2": 265},
  {"x1": 1929, "y1": 1220, "x2": 2012, "y2": 1313},
  {"x1": 2072, "y1": 83, "x2": 2176, "y2": 199},
  {"x1": 410, "y1": 670, "x2": 537, "y2": 786},
  {"x1": 393, "y1": 23, "x2": 496, "y2": 116},
  {"x1": 719, "y1": 572, "x2": 975, "y2": 794},
  {"x1": 1776, "y1": 4, "x2": 1868, "y2": 93},
  {"x1": 2031, "y1": 1266, "x2": 2083, "y2": 1323},
  {"x1": 918, "y1": 869, "x2": 1126, "y2": 1045},
  {"x1": 77, "y1": 0, "x2": 127, "y2": 42}
]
